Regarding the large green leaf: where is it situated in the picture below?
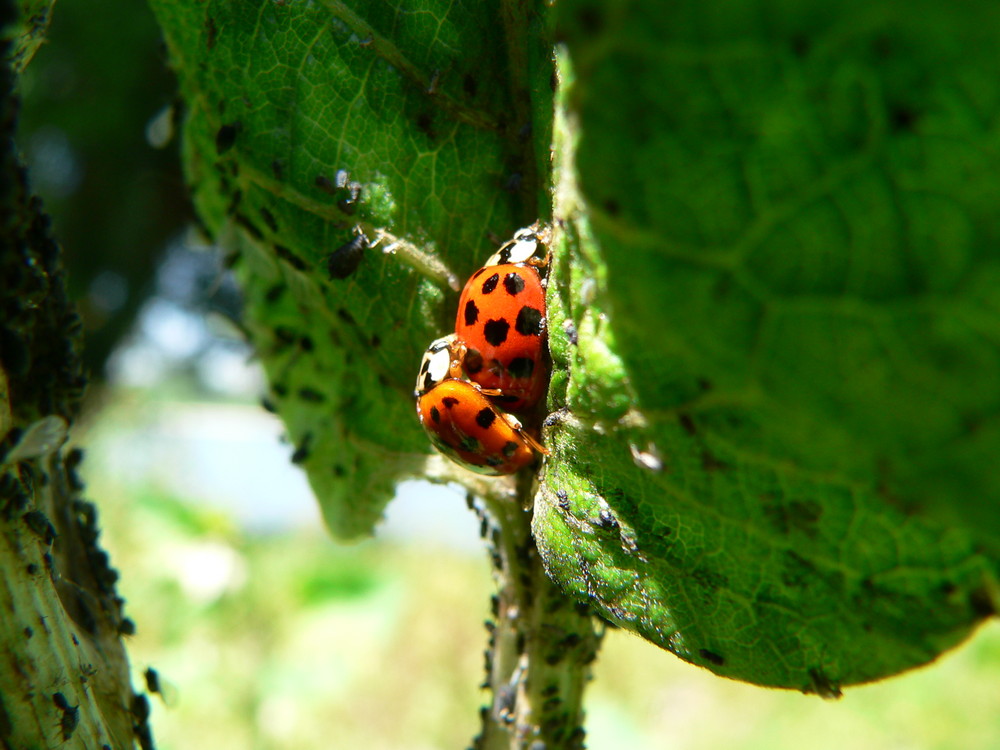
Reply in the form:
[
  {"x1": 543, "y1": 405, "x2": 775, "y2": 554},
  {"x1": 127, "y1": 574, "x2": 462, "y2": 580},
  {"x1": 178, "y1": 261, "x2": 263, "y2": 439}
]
[
  {"x1": 151, "y1": 0, "x2": 1000, "y2": 692},
  {"x1": 5, "y1": 0, "x2": 55, "y2": 71},
  {"x1": 148, "y1": 0, "x2": 551, "y2": 537},
  {"x1": 535, "y1": 0, "x2": 1000, "y2": 691}
]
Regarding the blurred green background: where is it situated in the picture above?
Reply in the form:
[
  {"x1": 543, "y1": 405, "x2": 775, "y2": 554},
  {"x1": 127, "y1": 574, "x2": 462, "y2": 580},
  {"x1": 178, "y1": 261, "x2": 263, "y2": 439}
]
[
  {"x1": 79, "y1": 391, "x2": 1000, "y2": 750},
  {"x1": 14, "y1": 0, "x2": 1000, "y2": 747}
]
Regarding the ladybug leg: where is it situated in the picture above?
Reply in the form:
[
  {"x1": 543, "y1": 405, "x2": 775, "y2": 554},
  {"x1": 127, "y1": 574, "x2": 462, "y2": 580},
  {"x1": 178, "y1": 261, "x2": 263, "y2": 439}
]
[
  {"x1": 518, "y1": 429, "x2": 549, "y2": 456},
  {"x1": 448, "y1": 338, "x2": 467, "y2": 379},
  {"x1": 498, "y1": 411, "x2": 549, "y2": 456}
]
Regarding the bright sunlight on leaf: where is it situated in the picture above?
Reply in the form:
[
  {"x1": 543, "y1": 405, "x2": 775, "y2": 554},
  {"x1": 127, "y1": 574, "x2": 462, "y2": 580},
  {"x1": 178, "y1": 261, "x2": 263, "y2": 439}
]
[
  {"x1": 149, "y1": 0, "x2": 552, "y2": 538},
  {"x1": 535, "y1": 0, "x2": 1000, "y2": 691},
  {"x1": 149, "y1": 0, "x2": 999, "y2": 694}
]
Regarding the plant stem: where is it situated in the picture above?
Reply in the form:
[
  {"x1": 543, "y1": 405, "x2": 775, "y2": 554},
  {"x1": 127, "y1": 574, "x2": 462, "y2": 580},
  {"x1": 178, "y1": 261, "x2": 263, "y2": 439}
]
[{"x1": 471, "y1": 474, "x2": 603, "y2": 750}]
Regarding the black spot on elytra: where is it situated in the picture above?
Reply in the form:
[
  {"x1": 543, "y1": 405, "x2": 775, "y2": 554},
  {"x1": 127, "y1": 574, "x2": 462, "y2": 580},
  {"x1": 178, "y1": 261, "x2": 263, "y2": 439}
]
[
  {"x1": 481, "y1": 273, "x2": 500, "y2": 294},
  {"x1": 507, "y1": 357, "x2": 534, "y2": 379},
  {"x1": 699, "y1": 649, "x2": 725, "y2": 666},
  {"x1": 215, "y1": 123, "x2": 239, "y2": 155},
  {"x1": 464, "y1": 299, "x2": 479, "y2": 326},
  {"x1": 475, "y1": 408, "x2": 496, "y2": 429},
  {"x1": 483, "y1": 319, "x2": 510, "y2": 346},
  {"x1": 502, "y1": 441, "x2": 518, "y2": 458},
  {"x1": 464, "y1": 349, "x2": 483, "y2": 374},
  {"x1": 515, "y1": 306, "x2": 542, "y2": 336},
  {"x1": 503, "y1": 272, "x2": 525, "y2": 295},
  {"x1": 430, "y1": 406, "x2": 441, "y2": 424},
  {"x1": 442, "y1": 396, "x2": 459, "y2": 409},
  {"x1": 459, "y1": 436, "x2": 480, "y2": 452},
  {"x1": 485, "y1": 455, "x2": 504, "y2": 467}
]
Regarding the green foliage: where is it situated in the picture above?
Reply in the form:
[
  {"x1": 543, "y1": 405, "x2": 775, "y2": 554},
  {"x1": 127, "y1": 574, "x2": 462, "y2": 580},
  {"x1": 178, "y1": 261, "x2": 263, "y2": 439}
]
[
  {"x1": 536, "y1": 0, "x2": 1000, "y2": 690},
  {"x1": 16, "y1": 0, "x2": 185, "y2": 380},
  {"x1": 148, "y1": 0, "x2": 552, "y2": 537},
  {"x1": 149, "y1": 0, "x2": 999, "y2": 692},
  {"x1": 1, "y1": 1, "x2": 85, "y2": 425},
  {"x1": 5, "y1": 0, "x2": 54, "y2": 71}
]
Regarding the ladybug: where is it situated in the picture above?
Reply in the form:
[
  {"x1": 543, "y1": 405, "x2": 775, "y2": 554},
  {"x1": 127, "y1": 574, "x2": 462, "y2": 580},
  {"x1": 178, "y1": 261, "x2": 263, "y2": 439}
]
[
  {"x1": 455, "y1": 225, "x2": 549, "y2": 412},
  {"x1": 415, "y1": 336, "x2": 545, "y2": 476}
]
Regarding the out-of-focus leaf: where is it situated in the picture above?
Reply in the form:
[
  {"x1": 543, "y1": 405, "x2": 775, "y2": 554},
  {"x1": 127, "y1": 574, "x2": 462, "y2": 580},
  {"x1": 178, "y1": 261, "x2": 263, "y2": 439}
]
[
  {"x1": 17, "y1": 0, "x2": 187, "y2": 380},
  {"x1": 148, "y1": 0, "x2": 551, "y2": 537},
  {"x1": 536, "y1": 0, "x2": 1000, "y2": 691},
  {"x1": 5, "y1": 0, "x2": 55, "y2": 71}
]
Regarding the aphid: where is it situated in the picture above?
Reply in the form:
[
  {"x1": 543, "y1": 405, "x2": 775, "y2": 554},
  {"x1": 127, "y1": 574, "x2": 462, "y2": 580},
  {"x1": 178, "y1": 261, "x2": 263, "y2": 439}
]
[{"x1": 327, "y1": 232, "x2": 368, "y2": 279}]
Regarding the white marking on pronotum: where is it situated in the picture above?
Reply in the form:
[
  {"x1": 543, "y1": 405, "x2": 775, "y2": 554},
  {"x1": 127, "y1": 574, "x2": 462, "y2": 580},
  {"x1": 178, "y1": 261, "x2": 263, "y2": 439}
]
[
  {"x1": 415, "y1": 334, "x2": 457, "y2": 396},
  {"x1": 372, "y1": 229, "x2": 460, "y2": 291},
  {"x1": 483, "y1": 223, "x2": 546, "y2": 267}
]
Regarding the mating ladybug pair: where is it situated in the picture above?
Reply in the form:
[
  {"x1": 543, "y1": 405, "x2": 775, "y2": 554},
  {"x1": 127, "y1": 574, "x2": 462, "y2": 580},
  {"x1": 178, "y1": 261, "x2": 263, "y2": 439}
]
[{"x1": 415, "y1": 225, "x2": 550, "y2": 475}]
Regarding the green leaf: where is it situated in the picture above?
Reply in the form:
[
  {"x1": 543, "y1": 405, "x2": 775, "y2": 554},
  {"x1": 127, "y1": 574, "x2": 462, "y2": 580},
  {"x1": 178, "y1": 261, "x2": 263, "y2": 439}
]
[
  {"x1": 148, "y1": 0, "x2": 552, "y2": 538},
  {"x1": 5, "y1": 0, "x2": 55, "y2": 72},
  {"x1": 536, "y1": 0, "x2": 1000, "y2": 691}
]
